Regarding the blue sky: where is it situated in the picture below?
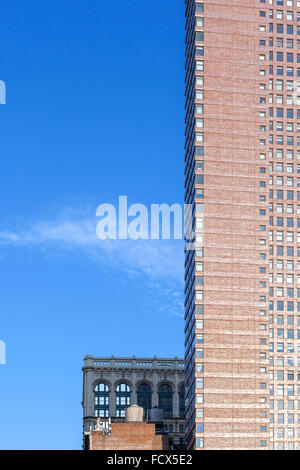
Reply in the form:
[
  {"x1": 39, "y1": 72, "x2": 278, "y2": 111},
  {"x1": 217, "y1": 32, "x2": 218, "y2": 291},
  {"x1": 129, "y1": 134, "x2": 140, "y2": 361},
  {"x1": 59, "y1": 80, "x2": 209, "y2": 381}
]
[{"x1": 0, "y1": 0, "x2": 185, "y2": 450}]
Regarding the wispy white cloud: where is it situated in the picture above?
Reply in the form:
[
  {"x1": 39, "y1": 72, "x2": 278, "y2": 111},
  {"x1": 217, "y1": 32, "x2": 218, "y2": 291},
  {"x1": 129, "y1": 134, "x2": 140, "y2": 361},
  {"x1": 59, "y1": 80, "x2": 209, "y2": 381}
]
[{"x1": 0, "y1": 207, "x2": 184, "y2": 317}]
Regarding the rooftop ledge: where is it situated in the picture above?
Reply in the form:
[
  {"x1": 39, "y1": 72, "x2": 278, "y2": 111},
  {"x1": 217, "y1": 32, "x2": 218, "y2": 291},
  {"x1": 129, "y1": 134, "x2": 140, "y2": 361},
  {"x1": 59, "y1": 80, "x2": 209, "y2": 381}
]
[{"x1": 83, "y1": 355, "x2": 185, "y2": 370}]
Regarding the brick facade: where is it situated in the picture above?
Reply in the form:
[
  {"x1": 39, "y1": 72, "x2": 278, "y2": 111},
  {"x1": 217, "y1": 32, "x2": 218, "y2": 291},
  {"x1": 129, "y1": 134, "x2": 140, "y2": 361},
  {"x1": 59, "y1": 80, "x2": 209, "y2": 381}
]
[
  {"x1": 185, "y1": 0, "x2": 300, "y2": 451},
  {"x1": 185, "y1": 0, "x2": 269, "y2": 450},
  {"x1": 89, "y1": 423, "x2": 169, "y2": 451}
]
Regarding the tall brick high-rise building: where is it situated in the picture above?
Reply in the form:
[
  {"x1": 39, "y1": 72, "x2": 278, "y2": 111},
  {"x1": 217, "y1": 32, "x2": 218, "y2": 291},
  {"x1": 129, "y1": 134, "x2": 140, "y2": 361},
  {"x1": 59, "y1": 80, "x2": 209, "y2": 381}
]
[{"x1": 185, "y1": 0, "x2": 300, "y2": 450}]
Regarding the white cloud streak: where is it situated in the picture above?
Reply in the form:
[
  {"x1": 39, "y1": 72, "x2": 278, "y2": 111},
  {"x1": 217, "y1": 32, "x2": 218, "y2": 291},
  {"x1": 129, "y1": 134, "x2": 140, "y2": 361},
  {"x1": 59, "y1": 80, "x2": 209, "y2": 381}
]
[{"x1": 0, "y1": 207, "x2": 184, "y2": 317}]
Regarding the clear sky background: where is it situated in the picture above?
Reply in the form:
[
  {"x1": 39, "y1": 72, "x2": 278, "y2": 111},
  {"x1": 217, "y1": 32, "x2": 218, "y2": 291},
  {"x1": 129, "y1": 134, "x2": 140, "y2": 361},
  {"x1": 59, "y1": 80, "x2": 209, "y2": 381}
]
[{"x1": 0, "y1": 0, "x2": 185, "y2": 449}]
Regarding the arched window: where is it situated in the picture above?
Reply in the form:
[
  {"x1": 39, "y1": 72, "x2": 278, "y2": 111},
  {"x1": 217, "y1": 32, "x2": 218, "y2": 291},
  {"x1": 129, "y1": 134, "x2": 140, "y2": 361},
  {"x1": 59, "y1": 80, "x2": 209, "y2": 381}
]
[
  {"x1": 179, "y1": 384, "x2": 185, "y2": 418},
  {"x1": 137, "y1": 383, "x2": 152, "y2": 412},
  {"x1": 94, "y1": 383, "x2": 110, "y2": 417},
  {"x1": 158, "y1": 384, "x2": 173, "y2": 418},
  {"x1": 116, "y1": 383, "x2": 131, "y2": 417}
]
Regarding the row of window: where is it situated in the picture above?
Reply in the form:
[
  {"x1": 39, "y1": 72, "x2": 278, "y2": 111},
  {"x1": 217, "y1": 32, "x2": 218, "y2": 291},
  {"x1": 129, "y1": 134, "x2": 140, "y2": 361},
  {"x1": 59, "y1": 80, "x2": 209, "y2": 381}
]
[
  {"x1": 269, "y1": 148, "x2": 300, "y2": 158},
  {"x1": 270, "y1": 191, "x2": 300, "y2": 201},
  {"x1": 264, "y1": 38, "x2": 300, "y2": 48},
  {"x1": 269, "y1": 79, "x2": 300, "y2": 91},
  {"x1": 263, "y1": 52, "x2": 300, "y2": 62},
  {"x1": 271, "y1": 428, "x2": 300, "y2": 438},
  {"x1": 268, "y1": 24, "x2": 300, "y2": 35},
  {"x1": 94, "y1": 383, "x2": 185, "y2": 419},
  {"x1": 270, "y1": 301, "x2": 300, "y2": 310},
  {"x1": 270, "y1": 399, "x2": 300, "y2": 409},
  {"x1": 270, "y1": 356, "x2": 300, "y2": 366},
  {"x1": 269, "y1": 204, "x2": 300, "y2": 213},
  {"x1": 270, "y1": 287, "x2": 300, "y2": 296},
  {"x1": 270, "y1": 412, "x2": 300, "y2": 423},
  {"x1": 271, "y1": 442, "x2": 300, "y2": 449},
  {"x1": 267, "y1": 135, "x2": 300, "y2": 145},
  {"x1": 260, "y1": 0, "x2": 300, "y2": 7},
  {"x1": 270, "y1": 342, "x2": 300, "y2": 351},
  {"x1": 269, "y1": 162, "x2": 300, "y2": 171},
  {"x1": 270, "y1": 66, "x2": 300, "y2": 78},
  {"x1": 270, "y1": 314, "x2": 300, "y2": 323},
  {"x1": 269, "y1": 108, "x2": 298, "y2": 119},
  {"x1": 269, "y1": 216, "x2": 300, "y2": 224},
  {"x1": 270, "y1": 372, "x2": 300, "y2": 382},
  {"x1": 268, "y1": 123, "x2": 300, "y2": 132},
  {"x1": 260, "y1": 9, "x2": 300, "y2": 20}
]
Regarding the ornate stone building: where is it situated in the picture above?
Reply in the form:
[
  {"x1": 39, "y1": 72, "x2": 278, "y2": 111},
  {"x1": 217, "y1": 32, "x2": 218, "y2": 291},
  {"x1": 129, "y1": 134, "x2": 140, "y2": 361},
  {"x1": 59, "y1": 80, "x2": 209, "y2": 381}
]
[{"x1": 82, "y1": 355, "x2": 185, "y2": 449}]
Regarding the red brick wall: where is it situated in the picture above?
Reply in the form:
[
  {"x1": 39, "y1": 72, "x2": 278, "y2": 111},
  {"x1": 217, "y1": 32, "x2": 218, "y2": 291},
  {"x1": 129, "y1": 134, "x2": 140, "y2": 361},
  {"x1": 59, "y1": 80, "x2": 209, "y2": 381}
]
[{"x1": 90, "y1": 423, "x2": 169, "y2": 450}]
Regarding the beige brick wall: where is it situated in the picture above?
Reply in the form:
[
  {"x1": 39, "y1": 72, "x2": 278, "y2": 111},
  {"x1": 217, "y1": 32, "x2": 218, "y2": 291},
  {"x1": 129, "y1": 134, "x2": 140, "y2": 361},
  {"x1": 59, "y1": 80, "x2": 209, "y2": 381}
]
[{"x1": 188, "y1": 0, "x2": 270, "y2": 450}]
